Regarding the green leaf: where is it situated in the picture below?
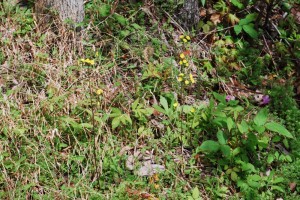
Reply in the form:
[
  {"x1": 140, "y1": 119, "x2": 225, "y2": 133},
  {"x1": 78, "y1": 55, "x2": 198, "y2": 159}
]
[
  {"x1": 99, "y1": 4, "x2": 111, "y2": 17},
  {"x1": 80, "y1": 123, "x2": 93, "y2": 129},
  {"x1": 113, "y1": 14, "x2": 128, "y2": 25},
  {"x1": 245, "y1": 13, "x2": 258, "y2": 22},
  {"x1": 220, "y1": 145, "x2": 231, "y2": 157},
  {"x1": 267, "y1": 155, "x2": 274, "y2": 164},
  {"x1": 201, "y1": 0, "x2": 206, "y2": 6},
  {"x1": 217, "y1": 130, "x2": 226, "y2": 145},
  {"x1": 112, "y1": 117, "x2": 120, "y2": 129},
  {"x1": 213, "y1": 92, "x2": 226, "y2": 103},
  {"x1": 227, "y1": 117, "x2": 234, "y2": 132},
  {"x1": 231, "y1": 0, "x2": 244, "y2": 9},
  {"x1": 160, "y1": 96, "x2": 169, "y2": 112},
  {"x1": 132, "y1": 98, "x2": 139, "y2": 110},
  {"x1": 192, "y1": 187, "x2": 200, "y2": 199},
  {"x1": 202, "y1": 24, "x2": 210, "y2": 33},
  {"x1": 254, "y1": 108, "x2": 268, "y2": 126},
  {"x1": 237, "y1": 120, "x2": 248, "y2": 133},
  {"x1": 243, "y1": 24, "x2": 258, "y2": 38},
  {"x1": 265, "y1": 122, "x2": 294, "y2": 138},
  {"x1": 199, "y1": 140, "x2": 220, "y2": 152},
  {"x1": 231, "y1": 171, "x2": 238, "y2": 181}
]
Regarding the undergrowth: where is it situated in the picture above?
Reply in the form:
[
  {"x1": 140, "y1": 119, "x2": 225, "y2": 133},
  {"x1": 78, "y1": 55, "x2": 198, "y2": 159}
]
[{"x1": 0, "y1": 0, "x2": 300, "y2": 199}]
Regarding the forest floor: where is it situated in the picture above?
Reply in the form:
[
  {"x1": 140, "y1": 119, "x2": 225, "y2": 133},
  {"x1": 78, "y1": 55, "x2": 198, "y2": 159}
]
[{"x1": 0, "y1": 1, "x2": 300, "y2": 199}]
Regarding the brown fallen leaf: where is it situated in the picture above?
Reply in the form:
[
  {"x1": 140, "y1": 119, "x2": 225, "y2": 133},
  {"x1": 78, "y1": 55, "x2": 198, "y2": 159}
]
[{"x1": 210, "y1": 13, "x2": 221, "y2": 25}]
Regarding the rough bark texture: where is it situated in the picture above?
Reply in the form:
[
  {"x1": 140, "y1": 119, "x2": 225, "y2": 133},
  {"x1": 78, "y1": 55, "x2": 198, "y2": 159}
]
[
  {"x1": 179, "y1": 0, "x2": 200, "y2": 30},
  {"x1": 35, "y1": 0, "x2": 85, "y2": 24}
]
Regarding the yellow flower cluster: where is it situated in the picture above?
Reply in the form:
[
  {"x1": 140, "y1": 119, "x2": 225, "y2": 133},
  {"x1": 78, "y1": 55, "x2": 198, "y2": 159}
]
[
  {"x1": 96, "y1": 89, "x2": 103, "y2": 95},
  {"x1": 80, "y1": 58, "x2": 95, "y2": 65},
  {"x1": 177, "y1": 73, "x2": 196, "y2": 85},
  {"x1": 179, "y1": 35, "x2": 191, "y2": 43},
  {"x1": 179, "y1": 53, "x2": 189, "y2": 67}
]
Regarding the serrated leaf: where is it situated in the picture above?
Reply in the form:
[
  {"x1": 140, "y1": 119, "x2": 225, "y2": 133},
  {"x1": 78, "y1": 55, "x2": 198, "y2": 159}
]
[
  {"x1": 199, "y1": 140, "x2": 220, "y2": 152},
  {"x1": 254, "y1": 108, "x2": 268, "y2": 126},
  {"x1": 234, "y1": 25, "x2": 243, "y2": 35},
  {"x1": 217, "y1": 130, "x2": 226, "y2": 145},
  {"x1": 227, "y1": 117, "x2": 234, "y2": 132},
  {"x1": 265, "y1": 122, "x2": 294, "y2": 138},
  {"x1": 243, "y1": 24, "x2": 258, "y2": 38}
]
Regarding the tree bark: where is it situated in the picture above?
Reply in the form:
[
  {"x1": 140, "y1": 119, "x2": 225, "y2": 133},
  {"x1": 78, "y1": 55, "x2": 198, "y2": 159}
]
[
  {"x1": 35, "y1": 0, "x2": 85, "y2": 24},
  {"x1": 179, "y1": 0, "x2": 200, "y2": 30}
]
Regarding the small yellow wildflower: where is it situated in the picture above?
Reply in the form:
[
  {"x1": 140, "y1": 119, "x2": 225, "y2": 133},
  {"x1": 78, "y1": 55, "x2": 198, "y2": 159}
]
[
  {"x1": 80, "y1": 58, "x2": 95, "y2": 65},
  {"x1": 189, "y1": 73, "x2": 195, "y2": 83},
  {"x1": 183, "y1": 38, "x2": 188, "y2": 43},
  {"x1": 96, "y1": 89, "x2": 103, "y2": 95},
  {"x1": 183, "y1": 59, "x2": 187, "y2": 64},
  {"x1": 185, "y1": 80, "x2": 190, "y2": 85},
  {"x1": 179, "y1": 61, "x2": 183, "y2": 65},
  {"x1": 190, "y1": 107, "x2": 195, "y2": 113},
  {"x1": 173, "y1": 102, "x2": 178, "y2": 107},
  {"x1": 185, "y1": 63, "x2": 189, "y2": 67},
  {"x1": 186, "y1": 35, "x2": 191, "y2": 40},
  {"x1": 179, "y1": 73, "x2": 184, "y2": 77},
  {"x1": 177, "y1": 76, "x2": 183, "y2": 82},
  {"x1": 95, "y1": 52, "x2": 99, "y2": 57},
  {"x1": 179, "y1": 35, "x2": 184, "y2": 39},
  {"x1": 180, "y1": 53, "x2": 185, "y2": 59}
]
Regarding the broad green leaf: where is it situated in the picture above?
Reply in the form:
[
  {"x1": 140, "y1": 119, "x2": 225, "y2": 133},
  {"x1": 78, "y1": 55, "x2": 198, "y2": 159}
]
[
  {"x1": 199, "y1": 140, "x2": 220, "y2": 152},
  {"x1": 132, "y1": 98, "x2": 139, "y2": 110},
  {"x1": 213, "y1": 92, "x2": 226, "y2": 103},
  {"x1": 220, "y1": 145, "x2": 231, "y2": 157},
  {"x1": 267, "y1": 155, "x2": 274, "y2": 164},
  {"x1": 203, "y1": 24, "x2": 210, "y2": 33},
  {"x1": 265, "y1": 122, "x2": 294, "y2": 138},
  {"x1": 160, "y1": 96, "x2": 169, "y2": 112},
  {"x1": 237, "y1": 120, "x2": 248, "y2": 133},
  {"x1": 112, "y1": 117, "x2": 120, "y2": 129},
  {"x1": 243, "y1": 24, "x2": 258, "y2": 38},
  {"x1": 231, "y1": 171, "x2": 238, "y2": 181},
  {"x1": 271, "y1": 185, "x2": 285, "y2": 193},
  {"x1": 231, "y1": 0, "x2": 244, "y2": 9},
  {"x1": 192, "y1": 187, "x2": 200, "y2": 199},
  {"x1": 217, "y1": 130, "x2": 226, "y2": 145},
  {"x1": 254, "y1": 108, "x2": 268, "y2": 126},
  {"x1": 227, "y1": 117, "x2": 234, "y2": 132},
  {"x1": 245, "y1": 13, "x2": 258, "y2": 22}
]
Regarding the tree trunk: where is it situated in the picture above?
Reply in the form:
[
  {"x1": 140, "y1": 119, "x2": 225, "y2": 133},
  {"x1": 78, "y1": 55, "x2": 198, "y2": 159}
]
[
  {"x1": 179, "y1": 0, "x2": 200, "y2": 30},
  {"x1": 35, "y1": 0, "x2": 84, "y2": 25}
]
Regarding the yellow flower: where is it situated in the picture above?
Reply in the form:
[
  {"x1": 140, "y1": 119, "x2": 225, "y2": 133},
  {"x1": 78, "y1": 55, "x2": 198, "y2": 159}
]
[
  {"x1": 173, "y1": 102, "x2": 178, "y2": 107},
  {"x1": 190, "y1": 107, "x2": 195, "y2": 113},
  {"x1": 177, "y1": 77, "x2": 183, "y2": 82},
  {"x1": 80, "y1": 58, "x2": 95, "y2": 65},
  {"x1": 179, "y1": 73, "x2": 184, "y2": 77},
  {"x1": 96, "y1": 89, "x2": 103, "y2": 95},
  {"x1": 186, "y1": 35, "x2": 191, "y2": 40},
  {"x1": 179, "y1": 61, "x2": 183, "y2": 65},
  {"x1": 183, "y1": 38, "x2": 187, "y2": 43},
  {"x1": 185, "y1": 63, "x2": 189, "y2": 67},
  {"x1": 183, "y1": 59, "x2": 187, "y2": 63},
  {"x1": 185, "y1": 80, "x2": 190, "y2": 85},
  {"x1": 95, "y1": 52, "x2": 99, "y2": 57},
  {"x1": 189, "y1": 74, "x2": 195, "y2": 83},
  {"x1": 179, "y1": 35, "x2": 184, "y2": 39},
  {"x1": 180, "y1": 53, "x2": 185, "y2": 59}
]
